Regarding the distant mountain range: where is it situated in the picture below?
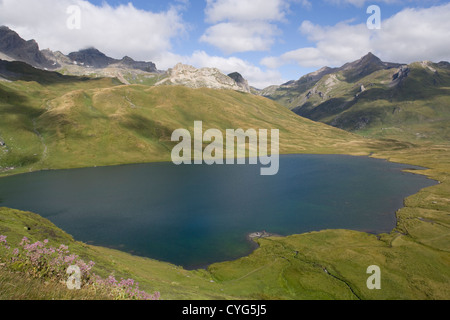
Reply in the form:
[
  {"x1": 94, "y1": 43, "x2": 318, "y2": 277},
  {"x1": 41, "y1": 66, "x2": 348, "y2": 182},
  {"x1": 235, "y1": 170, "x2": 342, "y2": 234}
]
[
  {"x1": 0, "y1": 26, "x2": 157, "y2": 73},
  {"x1": 0, "y1": 26, "x2": 59, "y2": 70},
  {"x1": 1, "y1": 25, "x2": 449, "y2": 143},
  {"x1": 0, "y1": 26, "x2": 251, "y2": 92},
  {"x1": 261, "y1": 52, "x2": 450, "y2": 143}
]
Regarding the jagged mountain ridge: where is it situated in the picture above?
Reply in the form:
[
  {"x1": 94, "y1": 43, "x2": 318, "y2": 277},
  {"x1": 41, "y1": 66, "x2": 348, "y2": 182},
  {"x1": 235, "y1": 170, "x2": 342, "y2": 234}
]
[
  {"x1": 0, "y1": 25, "x2": 160, "y2": 81},
  {"x1": 263, "y1": 52, "x2": 450, "y2": 142},
  {"x1": 155, "y1": 63, "x2": 251, "y2": 93},
  {"x1": 0, "y1": 26, "x2": 60, "y2": 70},
  {"x1": 0, "y1": 26, "x2": 252, "y2": 92},
  {"x1": 339, "y1": 52, "x2": 402, "y2": 82},
  {"x1": 227, "y1": 72, "x2": 251, "y2": 93},
  {"x1": 66, "y1": 48, "x2": 158, "y2": 73},
  {"x1": 260, "y1": 52, "x2": 401, "y2": 100},
  {"x1": 67, "y1": 48, "x2": 117, "y2": 69},
  {"x1": 2, "y1": 25, "x2": 449, "y2": 143}
]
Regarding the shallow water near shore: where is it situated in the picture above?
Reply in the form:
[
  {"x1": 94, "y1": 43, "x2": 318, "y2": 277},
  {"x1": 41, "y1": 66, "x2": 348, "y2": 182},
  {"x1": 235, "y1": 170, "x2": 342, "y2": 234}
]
[{"x1": 0, "y1": 154, "x2": 437, "y2": 269}]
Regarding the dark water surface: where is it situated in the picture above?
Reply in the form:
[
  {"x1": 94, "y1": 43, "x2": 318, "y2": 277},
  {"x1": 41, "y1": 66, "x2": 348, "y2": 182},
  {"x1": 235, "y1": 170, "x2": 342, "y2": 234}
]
[{"x1": 0, "y1": 155, "x2": 436, "y2": 269}]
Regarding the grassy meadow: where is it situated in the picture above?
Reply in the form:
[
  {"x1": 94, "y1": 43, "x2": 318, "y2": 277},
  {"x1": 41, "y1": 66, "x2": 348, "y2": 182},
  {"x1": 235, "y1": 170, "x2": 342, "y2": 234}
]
[
  {"x1": 1, "y1": 75, "x2": 385, "y2": 176},
  {"x1": 0, "y1": 67, "x2": 449, "y2": 300},
  {"x1": 269, "y1": 60, "x2": 450, "y2": 145}
]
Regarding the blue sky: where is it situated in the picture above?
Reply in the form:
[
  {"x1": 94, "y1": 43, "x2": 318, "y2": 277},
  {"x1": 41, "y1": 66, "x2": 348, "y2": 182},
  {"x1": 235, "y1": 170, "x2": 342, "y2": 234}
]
[{"x1": 0, "y1": 0, "x2": 449, "y2": 88}]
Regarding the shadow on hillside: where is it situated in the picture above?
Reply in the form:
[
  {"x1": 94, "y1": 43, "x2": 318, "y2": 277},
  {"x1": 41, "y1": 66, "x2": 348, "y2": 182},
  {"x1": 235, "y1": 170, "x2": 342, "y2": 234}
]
[
  {"x1": 293, "y1": 97, "x2": 358, "y2": 121},
  {"x1": 0, "y1": 85, "x2": 29, "y2": 105},
  {"x1": 0, "y1": 86, "x2": 42, "y2": 121},
  {"x1": 120, "y1": 114, "x2": 174, "y2": 142},
  {"x1": 0, "y1": 59, "x2": 108, "y2": 85}
]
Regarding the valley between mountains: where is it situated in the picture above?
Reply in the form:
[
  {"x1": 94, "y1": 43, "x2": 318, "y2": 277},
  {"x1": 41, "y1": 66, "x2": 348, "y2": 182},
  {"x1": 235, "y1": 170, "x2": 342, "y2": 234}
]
[{"x1": 0, "y1": 26, "x2": 449, "y2": 300}]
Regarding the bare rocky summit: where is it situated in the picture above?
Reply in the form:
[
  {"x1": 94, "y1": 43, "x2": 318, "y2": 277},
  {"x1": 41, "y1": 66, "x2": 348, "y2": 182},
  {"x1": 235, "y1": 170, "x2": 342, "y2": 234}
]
[
  {"x1": 66, "y1": 48, "x2": 157, "y2": 73},
  {"x1": 156, "y1": 63, "x2": 251, "y2": 93},
  {"x1": 227, "y1": 72, "x2": 251, "y2": 93}
]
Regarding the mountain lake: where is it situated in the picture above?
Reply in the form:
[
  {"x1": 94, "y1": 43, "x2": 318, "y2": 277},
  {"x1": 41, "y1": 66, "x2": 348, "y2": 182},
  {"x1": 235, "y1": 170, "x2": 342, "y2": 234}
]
[{"x1": 0, "y1": 154, "x2": 437, "y2": 269}]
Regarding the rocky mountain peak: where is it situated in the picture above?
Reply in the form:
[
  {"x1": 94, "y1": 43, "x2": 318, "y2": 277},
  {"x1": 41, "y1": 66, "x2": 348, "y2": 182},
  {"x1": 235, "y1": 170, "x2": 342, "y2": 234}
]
[
  {"x1": 0, "y1": 26, "x2": 59, "y2": 69},
  {"x1": 121, "y1": 56, "x2": 134, "y2": 63},
  {"x1": 67, "y1": 47, "x2": 116, "y2": 68},
  {"x1": 341, "y1": 52, "x2": 383, "y2": 71},
  {"x1": 115, "y1": 56, "x2": 157, "y2": 73},
  {"x1": 66, "y1": 48, "x2": 158, "y2": 73},
  {"x1": 339, "y1": 52, "x2": 401, "y2": 82},
  {"x1": 156, "y1": 63, "x2": 251, "y2": 93},
  {"x1": 228, "y1": 72, "x2": 251, "y2": 93},
  {"x1": 363, "y1": 52, "x2": 380, "y2": 61}
]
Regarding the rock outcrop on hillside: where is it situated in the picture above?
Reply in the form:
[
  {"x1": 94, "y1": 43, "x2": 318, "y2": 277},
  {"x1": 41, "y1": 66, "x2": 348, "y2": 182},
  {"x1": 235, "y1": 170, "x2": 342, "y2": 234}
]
[
  {"x1": 227, "y1": 72, "x2": 251, "y2": 93},
  {"x1": 155, "y1": 63, "x2": 251, "y2": 93}
]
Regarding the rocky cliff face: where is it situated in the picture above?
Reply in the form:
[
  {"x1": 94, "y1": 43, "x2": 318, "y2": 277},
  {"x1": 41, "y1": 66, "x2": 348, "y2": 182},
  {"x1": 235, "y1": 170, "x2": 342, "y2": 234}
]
[
  {"x1": 0, "y1": 26, "x2": 158, "y2": 77},
  {"x1": 0, "y1": 26, "x2": 59, "y2": 69},
  {"x1": 227, "y1": 72, "x2": 251, "y2": 93},
  {"x1": 66, "y1": 49, "x2": 158, "y2": 73},
  {"x1": 263, "y1": 52, "x2": 450, "y2": 142},
  {"x1": 156, "y1": 63, "x2": 251, "y2": 93},
  {"x1": 113, "y1": 56, "x2": 157, "y2": 73},
  {"x1": 390, "y1": 65, "x2": 410, "y2": 86},
  {"x1": 339, "y1": 52, "x2": 401, "y2": 82},
  {"x1": 262, "y1": 53, "x2": 404, "y2": 107},
  {"x1": 68, "y1": 48, "x2": 116, "y2": 69}
]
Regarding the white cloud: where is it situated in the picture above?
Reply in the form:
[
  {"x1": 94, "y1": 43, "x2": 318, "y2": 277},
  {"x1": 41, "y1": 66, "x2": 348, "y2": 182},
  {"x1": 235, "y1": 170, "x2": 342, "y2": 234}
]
[
  {"x1": 0, "y1": 0, "x2": 285, "y2": 88},
  {"x1": 262, "y1": 47, "x2": 331, "y2": 69},
  {"x1": 297, "y1": 0, "x2": 313, "y2": 10},
  {"x1": 0, "y1": 0, "x2": 186, "y2": 62},
  {"x1": 325, "y1": 0, "x2": 402, "y2": 7},
  {"x1": 153, "y1": 52, "x2": 187, "y2": 71},
  {"x1": 261, "y1": 3, "x2": 450, "y2": 69},
  {"x1": 201, "y1": 0, "x2": 295, "y2": 54},
  {"x1": 371, "y1": 5, "x2": 450, "y2": 63},
  {"x1": 205, "y1": 0, "x2": 288, "y2": 23},
  {"x1": 200, "y1": 21, "x2": 281, "y2": 54}
]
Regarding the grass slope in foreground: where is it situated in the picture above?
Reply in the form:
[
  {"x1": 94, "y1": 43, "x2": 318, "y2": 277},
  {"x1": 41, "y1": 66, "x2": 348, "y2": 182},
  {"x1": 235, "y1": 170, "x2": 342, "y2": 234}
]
[{"x1": 1, "y1": 144, "x2": 449, "y2": 300}]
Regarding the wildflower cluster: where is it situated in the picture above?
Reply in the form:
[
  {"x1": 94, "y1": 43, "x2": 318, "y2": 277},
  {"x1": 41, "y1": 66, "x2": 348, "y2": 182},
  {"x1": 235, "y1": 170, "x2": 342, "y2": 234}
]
[
  {"x1": 0, "y1": 235, "x2": 160, "y2": 300},
  {"x1": 91, "y1": 275, "x2": 161, "y2": 300}
]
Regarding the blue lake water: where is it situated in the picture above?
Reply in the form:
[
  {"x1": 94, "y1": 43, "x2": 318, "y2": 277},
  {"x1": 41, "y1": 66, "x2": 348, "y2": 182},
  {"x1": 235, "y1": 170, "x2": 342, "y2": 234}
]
[{"x1": 0, "y1": 155, "x2": 437, "y2": 269}]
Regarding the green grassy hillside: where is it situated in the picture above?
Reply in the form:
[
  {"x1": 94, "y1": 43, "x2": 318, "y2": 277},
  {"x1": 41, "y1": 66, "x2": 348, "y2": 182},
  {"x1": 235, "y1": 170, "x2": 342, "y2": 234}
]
[
  {"x1": 265, "y1": 57, "x2": 450, "y2": 144},
  {"x1": 1, "y1": 141, "x2": 449, "y2": 300},
  {"x1": 0, "y1": 62, "x2": 389, "y2": 176},
  {"x1": 0, "y1": 61, "x2": 448, "y2": 300}
]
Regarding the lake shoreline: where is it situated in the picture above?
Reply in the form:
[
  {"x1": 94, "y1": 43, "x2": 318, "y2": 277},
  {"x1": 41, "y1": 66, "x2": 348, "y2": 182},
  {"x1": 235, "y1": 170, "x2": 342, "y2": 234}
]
[
  {"x1": 183, "y1": 231, "x2": 283, "y2": 270},
  {"x1": 0, "y1": 152, "x2": 438, "y2": 272}
]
